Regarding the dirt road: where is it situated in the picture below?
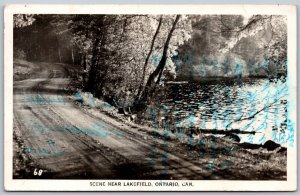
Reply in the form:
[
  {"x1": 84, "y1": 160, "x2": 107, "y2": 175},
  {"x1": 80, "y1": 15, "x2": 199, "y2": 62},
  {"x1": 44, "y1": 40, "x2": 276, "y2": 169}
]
[{"x1": 13, "y1": 62, "x2": 214, "y2": 179}]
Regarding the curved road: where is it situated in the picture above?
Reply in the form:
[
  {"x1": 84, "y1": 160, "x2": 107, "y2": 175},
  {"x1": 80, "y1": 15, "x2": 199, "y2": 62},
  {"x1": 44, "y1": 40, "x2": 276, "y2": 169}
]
[{"x1": 13, "y1": 62, "x2": 208, "y2": 179}]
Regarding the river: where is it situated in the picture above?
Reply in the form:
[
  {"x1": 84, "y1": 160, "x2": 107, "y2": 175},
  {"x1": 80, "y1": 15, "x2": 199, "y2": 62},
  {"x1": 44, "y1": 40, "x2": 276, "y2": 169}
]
[{"x1": 147, "y1": 78, "x2": 292, "y2": 146}]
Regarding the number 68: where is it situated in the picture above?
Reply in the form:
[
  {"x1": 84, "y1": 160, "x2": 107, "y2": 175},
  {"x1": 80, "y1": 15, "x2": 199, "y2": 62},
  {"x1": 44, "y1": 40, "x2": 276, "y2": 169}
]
[{"x1": 34, "y1": 168, "x2": 43, "y2": 176}]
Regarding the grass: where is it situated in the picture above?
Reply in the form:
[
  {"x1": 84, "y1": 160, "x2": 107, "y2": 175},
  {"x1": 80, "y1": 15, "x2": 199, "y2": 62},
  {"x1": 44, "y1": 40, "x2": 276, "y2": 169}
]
[{"x1": 13, "y1": 59, "x2": 40, "y2": 81}]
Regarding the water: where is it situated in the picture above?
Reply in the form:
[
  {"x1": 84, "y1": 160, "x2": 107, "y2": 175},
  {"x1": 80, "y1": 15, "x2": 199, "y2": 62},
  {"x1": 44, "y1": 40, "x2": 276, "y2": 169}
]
[{"x1": 148, "y1": 78, "x2": 291, "y2": 146}]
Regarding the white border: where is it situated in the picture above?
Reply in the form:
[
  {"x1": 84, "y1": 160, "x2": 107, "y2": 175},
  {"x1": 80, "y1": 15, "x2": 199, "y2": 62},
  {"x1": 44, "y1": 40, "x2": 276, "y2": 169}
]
[{"x1": 4, "y1": 4, "x2": 297, "y2": 191}]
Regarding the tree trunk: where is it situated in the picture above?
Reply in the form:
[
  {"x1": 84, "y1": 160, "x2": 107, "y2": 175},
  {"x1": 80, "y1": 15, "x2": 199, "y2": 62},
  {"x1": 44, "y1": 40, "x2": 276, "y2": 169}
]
[
  {"x1": 137, "y1": 16, "x2": 163, "y2": 100},
  {"x1": 82, "y1": 53, "x2": 87, "y2": 86},
  {"x1": 85, "y1": 26, "x2": 108, "y2": 96},
  {"x1": 71, "y1": 47, "x2": 75, "y2": 66},
  {"x1": 58, "y1": 47, "x2": 62, "y2": 62},
  {"x1": 84, "y1": 34, "x2": 101, "y2": 93},
  {"x1": 139, "y1": 15, "x2": 180, "y2": 104},
  {"x1": 84, "y1": 16, "x2": 110, "y2": 95}
]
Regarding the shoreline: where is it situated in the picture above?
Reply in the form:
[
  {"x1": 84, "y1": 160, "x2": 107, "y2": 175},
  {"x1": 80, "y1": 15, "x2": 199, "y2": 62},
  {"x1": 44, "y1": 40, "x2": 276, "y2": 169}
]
[{"x1": 67, "y1": 91, "x2": 287, "y2": 180}]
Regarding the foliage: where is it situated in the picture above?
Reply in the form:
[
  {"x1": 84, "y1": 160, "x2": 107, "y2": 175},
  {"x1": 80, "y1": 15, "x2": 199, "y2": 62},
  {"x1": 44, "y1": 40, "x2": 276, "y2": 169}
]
[
  {"x1": 176, "y1": 15, "x2": 287, "y2": 79},
  {"x1": 13, "y1": 14, "x2": 35, "y2": 28},
  {"x1": 68, "y1": 14, "x2": 192, "y2": 104},
  {"x1": 13, "y1": 14, "x2": 287, "y2": 111}
]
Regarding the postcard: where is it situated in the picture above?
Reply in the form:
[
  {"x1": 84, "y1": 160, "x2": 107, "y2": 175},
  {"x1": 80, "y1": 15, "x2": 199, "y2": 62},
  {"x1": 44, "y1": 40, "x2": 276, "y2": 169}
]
[{"x1": 4, "y1": 4, "x2": 297, "y2": 191}]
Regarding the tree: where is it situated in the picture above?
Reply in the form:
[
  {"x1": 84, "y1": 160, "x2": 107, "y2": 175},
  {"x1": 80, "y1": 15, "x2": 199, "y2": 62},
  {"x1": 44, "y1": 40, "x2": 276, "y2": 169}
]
[
  {"x1": 138, "y1": 15, "x2": 181, "y2": 104},
  {"x1": 14, "y1": 14, "x2": 79, "y2": 63},
  {"x1": 136, "y1": 16, "x2": 163, "y2": 100},
  {"x1": 68, "y1": 14, "x2": 192, "y2": 108},
  {"x1": 176, "y1": 15, "x2": 287, "y2": 79},
  {"x1": 13, "y1": 14, "x2": 35, "y2": 28}
]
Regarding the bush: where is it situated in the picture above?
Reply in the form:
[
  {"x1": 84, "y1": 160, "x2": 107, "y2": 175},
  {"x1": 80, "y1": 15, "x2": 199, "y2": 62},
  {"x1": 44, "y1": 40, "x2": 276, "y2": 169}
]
[{"x1": 14, "y1": 48, "x2": 26, "y2": 60}]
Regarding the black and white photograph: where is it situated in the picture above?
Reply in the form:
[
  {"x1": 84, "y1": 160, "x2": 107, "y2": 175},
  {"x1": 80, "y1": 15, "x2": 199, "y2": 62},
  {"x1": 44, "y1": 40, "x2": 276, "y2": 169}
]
[{"x1": 4, "y1": 4, "x2": 297, "y2": 191}]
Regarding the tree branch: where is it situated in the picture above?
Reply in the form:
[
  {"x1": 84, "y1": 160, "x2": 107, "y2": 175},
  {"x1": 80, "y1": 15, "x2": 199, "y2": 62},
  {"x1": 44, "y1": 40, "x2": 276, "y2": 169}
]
[{"x1": 225, "y1": 94, "x2": 286, "y2": 129}]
